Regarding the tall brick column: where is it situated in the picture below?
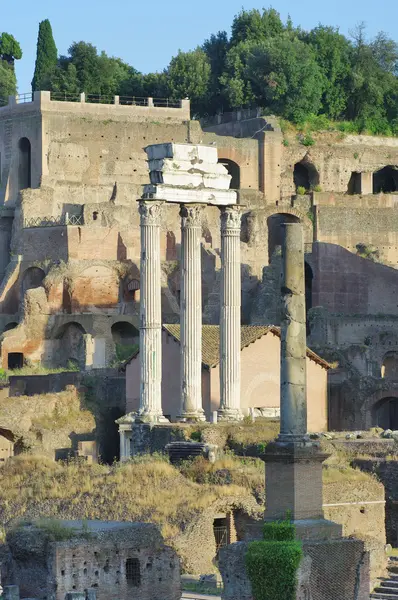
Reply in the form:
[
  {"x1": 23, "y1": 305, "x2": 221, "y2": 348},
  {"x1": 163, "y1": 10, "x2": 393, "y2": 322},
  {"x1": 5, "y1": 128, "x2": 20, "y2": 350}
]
[
  {"x1": 218, "y1": 205, "x2": 243, "y2": 421},
  {"x1": 138, "y1": 200, "x2": 166, "y2": 422},
  {"x1": 179, "y1": 204, "x2": 206, "y2": 421}
]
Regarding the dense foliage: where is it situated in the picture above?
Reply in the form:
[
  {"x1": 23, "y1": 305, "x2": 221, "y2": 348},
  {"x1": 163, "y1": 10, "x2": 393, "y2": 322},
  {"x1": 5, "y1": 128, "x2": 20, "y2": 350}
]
[
  {"x1": 6, "y1": 10, "x2": 398, "y2": 133},
  {"x1": 0, "y1": 32, "x2": 22, "y2": 99},
  {"x1": 32, "y1": 20, "x2": 58, "y2": 91},
  {"x1": 245, "y1": 520, "x2": 303, "y2": 600}
]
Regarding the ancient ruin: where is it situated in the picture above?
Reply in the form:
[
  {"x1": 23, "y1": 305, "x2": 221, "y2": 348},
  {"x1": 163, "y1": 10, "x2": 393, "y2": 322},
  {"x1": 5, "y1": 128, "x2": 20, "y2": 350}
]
[
  {"x1": 219, "y1": 221, "x2": 370, "y2": 600},
  {"x1": 2, "y1": 520, "x2": 180, "y2": 600}
]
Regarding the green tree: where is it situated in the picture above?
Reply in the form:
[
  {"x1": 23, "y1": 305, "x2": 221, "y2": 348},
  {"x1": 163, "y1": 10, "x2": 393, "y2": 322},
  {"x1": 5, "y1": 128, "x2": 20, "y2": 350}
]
[
  {"x1": 203, "y1": 31, "x2": 230, "y2": 113},
  {"x1": 221, "y1": 36, "x2": 323, "y2": 121},
  {"x1": 303, "y1": 26, "x2": 352, "y2": 118},
  {"x1": 0, "y1": 60, "x2": 17, "y2": 100},
  {"x1": 0, "y1": 32, "x2": 22, "y2": 66},
  {"x1": 165, "y1": 49, "x2": 211, "y2": 114},
  {"x1": 32, "y1": 19, "x2": 58, "y2": 91},
  {"x1": 230, "y1": 8, "x2": 285, "y2": 45}
]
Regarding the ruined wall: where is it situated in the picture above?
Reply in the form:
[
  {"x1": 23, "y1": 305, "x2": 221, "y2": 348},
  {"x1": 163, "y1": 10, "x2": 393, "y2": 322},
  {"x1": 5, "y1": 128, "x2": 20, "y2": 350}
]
[{"x1": 5, "y1": 522, "x2": 181, "y2": 600}]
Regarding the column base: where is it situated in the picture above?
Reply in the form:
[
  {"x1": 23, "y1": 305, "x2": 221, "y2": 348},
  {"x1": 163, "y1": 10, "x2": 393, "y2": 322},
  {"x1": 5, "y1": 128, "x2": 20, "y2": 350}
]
[
  {"x1": 176, "y1": 411, "x2": 206, "y2": 423},
  {"x1": 135, "y1": 413, "x2": 170, "y2": 424},
  {"x1": 217, "y1": 408, "x2": 244, "y2": 422}
]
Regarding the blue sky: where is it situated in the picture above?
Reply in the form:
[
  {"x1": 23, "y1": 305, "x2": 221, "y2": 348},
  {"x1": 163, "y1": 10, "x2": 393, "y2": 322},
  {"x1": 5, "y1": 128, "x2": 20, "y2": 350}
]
[{"x1": 5, "y1": 0, "x2": 398, "y2": 93}]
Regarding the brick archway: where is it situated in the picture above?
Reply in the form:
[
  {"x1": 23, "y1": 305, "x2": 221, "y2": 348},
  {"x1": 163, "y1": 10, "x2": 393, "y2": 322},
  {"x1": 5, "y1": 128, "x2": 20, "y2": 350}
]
[{"x1": 363, "y1": 388, "x2": 398, "y2": 429}]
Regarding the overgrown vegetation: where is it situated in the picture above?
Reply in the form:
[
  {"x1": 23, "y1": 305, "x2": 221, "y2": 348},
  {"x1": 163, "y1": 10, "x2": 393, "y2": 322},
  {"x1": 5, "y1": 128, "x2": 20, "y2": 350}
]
[
  {"x1": 18, "y1": 10, "x2": 398, "y2": 132},
  {"x1": 245, "y1": 520, "x2": 303, "y2": 600}
]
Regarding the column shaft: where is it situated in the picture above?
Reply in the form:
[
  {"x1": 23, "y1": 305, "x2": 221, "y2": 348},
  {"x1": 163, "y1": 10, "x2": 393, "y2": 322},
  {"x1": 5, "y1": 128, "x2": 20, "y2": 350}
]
[
  {"x1": 218, "y1": 206, "x2": 243, "y2": 421},
  {"x1": 138, "y1": 201, "x2": 165, "y2": 421},
  {"x1": 179, "y1": 204, "x2": 205, "y2": 421},
  {"x1": 279, "y1": 222, "x2": 307, "y2": 439}
]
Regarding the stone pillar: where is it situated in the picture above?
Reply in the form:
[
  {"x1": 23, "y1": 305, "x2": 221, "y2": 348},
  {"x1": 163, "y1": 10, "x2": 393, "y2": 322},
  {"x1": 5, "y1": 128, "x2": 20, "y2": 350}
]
[
  {"x1": 138, "y1": 201, "x2": 166, "y2": 422},
  {"x1": 279, "y1": 222, "x2": 307, "y2": 441},
  {"x1": 360, "y1": 172, "x2": 373, "y2": 194},
  {"x1": 179, "y1": 204, "x2": 205, "y2": 421},
  {"x1": 218, "y1": 206, "x2": 243, "y2": 421}
]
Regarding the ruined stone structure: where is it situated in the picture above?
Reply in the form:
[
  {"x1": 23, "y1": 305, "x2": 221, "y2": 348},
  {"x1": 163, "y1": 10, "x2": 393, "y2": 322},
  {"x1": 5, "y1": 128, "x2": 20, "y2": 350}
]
[
  {"x1": 2, "y1": 520, "x2": 180, "y2": 600},
  {"x1": 1, "y1": 93, "x2": 398, "y2": 428},
  {"x1": 218, "y1": 222, "x2": 371, "y2": 600}
]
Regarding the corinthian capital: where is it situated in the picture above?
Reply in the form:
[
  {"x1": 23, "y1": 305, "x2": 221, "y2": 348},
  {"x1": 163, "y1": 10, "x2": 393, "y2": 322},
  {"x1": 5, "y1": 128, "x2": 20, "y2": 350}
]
[
  {"x1": 220, "y1": 205, "x2": 242, "y2": 234},
  {"x1": 139, "y1": 201, "x2": 163, "y2": 226},
  {"x1": 180, "y1": 204, "x2": 205, "y2": 228}
]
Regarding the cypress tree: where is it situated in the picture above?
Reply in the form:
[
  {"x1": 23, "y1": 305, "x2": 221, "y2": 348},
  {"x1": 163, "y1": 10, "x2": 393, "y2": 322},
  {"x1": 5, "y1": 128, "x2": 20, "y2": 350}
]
[{"x1": 32, "y1": 19, "x2": 57, "y2": 91}]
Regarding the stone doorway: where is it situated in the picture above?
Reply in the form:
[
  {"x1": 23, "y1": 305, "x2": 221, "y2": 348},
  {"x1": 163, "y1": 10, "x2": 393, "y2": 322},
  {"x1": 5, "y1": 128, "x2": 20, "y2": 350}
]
[
  {"x1": 213, "y1": 516, "x2": 229, "y2": 556},
  {"x1": 373, "y1": 397, "x2": 398, "y2": 430}
]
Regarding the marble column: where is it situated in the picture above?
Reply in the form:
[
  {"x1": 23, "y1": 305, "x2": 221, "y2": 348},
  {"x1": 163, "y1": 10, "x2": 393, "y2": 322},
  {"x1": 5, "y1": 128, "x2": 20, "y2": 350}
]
[
  {"x1": 218, "y1": 206, "x2": 243, "y2": 421},
  {"x1": 279, "y1": 222, "x2": 307, "y2": 441},
  {"x1": 179, "y1": 204, "x2": 206, "y2": 421},
  {"x1": 138, "y1": 200, "x2": 166, "y2": 422}
]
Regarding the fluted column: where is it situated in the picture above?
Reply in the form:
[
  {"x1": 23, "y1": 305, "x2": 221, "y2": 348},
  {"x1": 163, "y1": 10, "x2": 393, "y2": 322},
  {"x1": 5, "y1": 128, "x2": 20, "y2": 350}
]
[
  {"x1": 179, "y1": 204, "x2": 206, "y2": 421},
  {"x1": 279, "y1": 222, "x2": 307, "y2": 440},
  {"x1": 138, "y1": 200, "x2": 166, "y2": 422},
  {"x1": 218, "y1": 206, "x2": 243, "y2": 421}
]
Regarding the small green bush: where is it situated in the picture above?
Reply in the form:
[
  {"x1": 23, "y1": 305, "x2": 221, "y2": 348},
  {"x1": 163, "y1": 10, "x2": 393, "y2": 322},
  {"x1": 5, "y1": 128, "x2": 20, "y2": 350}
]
[
  {"x1": 296, "y1": 186, "x2": 306, "y2": 195},
  {"x1": 263, "y1": 520, "x2": 295, "y2": 541},
  {"x1": 0, "y1": 368, "x2": 8, "y2": 381},
  {"x1": 283, "y1": 138, "x2": 289, "y2": 147},
  {"x1": 301, "y1": 134, "x2": 315, "y2": 146},
  {"x1": 312, "y1": 184, "x2": 322, "y2": 192},
  {"x1": 245, "y1": 539, "x2": 303, "y2": 600}
]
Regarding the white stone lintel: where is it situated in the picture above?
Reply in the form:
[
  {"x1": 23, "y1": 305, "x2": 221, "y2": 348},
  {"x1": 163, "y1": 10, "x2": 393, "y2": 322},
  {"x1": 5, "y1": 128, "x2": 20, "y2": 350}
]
[
  {"x1": 143, "y1": 184, "x2": 237, "y2": 206},
  {"x1": 145, "y1": 142, "x2": 218, "y2": 163}
]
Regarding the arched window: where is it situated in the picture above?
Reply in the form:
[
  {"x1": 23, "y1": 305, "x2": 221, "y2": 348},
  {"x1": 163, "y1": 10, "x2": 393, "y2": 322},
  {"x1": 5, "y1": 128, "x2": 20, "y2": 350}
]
[
  {"x1": 373, "y1": 166, "x2": 398, "y2": 194},
  {"x1": 18, "y1": 137, "x2": 31, "y2": 190},
  {"x1": 381, "y1": 352, "x2": 398, "y2": 379},
  {"x1": 373, "y1": 397, "x2": 398, "y2": 430},
  {"x1": 55, "y1": 322, "x2": 87, "y2": 369},
  {"x1": 218, "y1": 159, "x2": 240, "y2": 189},
  {"x1": 21, "y1": 267, "x2": 45, "y2": 297},
  {"x1": 293, "y1": 160, "x2": 319, "y2": 192}
]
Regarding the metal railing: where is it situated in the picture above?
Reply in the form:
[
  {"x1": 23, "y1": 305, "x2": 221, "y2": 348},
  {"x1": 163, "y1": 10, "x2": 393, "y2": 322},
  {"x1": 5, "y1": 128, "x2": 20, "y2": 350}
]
[
  {"x1": 119, "y1": 96, "x2": 148, "y2": 106},
  {"x1": 153, "y1": 98, "x2": 182, "y2": 108},
  {"x1": 50, "y1": 91, "x2": 80, "y2": 102},
  {"x1": 24, "y1": 213, "x2": 84, "y2": 228},
  {"x1": 16, "y1": 93, "x2": 33, "y2": 104}
]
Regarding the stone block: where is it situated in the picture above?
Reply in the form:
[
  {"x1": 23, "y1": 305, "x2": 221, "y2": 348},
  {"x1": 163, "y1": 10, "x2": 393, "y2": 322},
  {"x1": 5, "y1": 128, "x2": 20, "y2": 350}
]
[{"x1": 142, "y1": 184, "x2": 237, "y2": 206}]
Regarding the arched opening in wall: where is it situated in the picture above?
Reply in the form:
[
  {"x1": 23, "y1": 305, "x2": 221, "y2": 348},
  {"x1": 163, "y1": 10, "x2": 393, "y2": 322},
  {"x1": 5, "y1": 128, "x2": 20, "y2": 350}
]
[
  {"x1": 218, "y1": 159, "x2": 240, "y2": 189},
  {"x1": 293, "y1": 160, "x2": 319, "y2": 192},
  {"x1": 373, "y1": 166, "x2": 398, "y2": 194},
  {"x1": 111, "y1": 321, "x2": 139, "y2": 363},
  {"x1": 18, "y1": 137, "x2": 31, "y2": 190},
  {"x1": 3, "y1": 322, "x2": 18, "y2": 333},
  {"x1": 305, "y1": 262, "x2": 313, "y2": 334},
  {"x1": 7, "y1": 352, "x2": 23, "y2": 370},
  {"x1": 56, "y1": 322, "x2": 86, "y2": 370},
  {"x1": 372, "y1": 397, "x2": 398, "y2": 430},
  {"x1": 267, "y1": 213, "x2": 300, "y2": 263},
  {"x1": 123, "y1": 279, "x2": 140, "y2": 303},
  {"x1": 213, "y1": 515, "x2": 230, "y2": 557},
  {"x1": 21, "y1": 267, "x2": 45, "y2": 298},
  {"x1": 347, "y1": 172, "x2": 361, "y2": 195},
  {"x1": 381, "y1": 352, "x2": 398, "y2": 379}
]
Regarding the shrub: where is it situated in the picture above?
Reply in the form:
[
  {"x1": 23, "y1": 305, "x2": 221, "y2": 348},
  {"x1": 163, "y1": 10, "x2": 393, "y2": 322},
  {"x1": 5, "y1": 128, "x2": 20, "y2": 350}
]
[
  {"x1": 312, "y1": 184, "x2": 322, "y2": 192},
  {"x1": 263, "y1": 520, "x2": 295, "y2": 541},
  {"x1": 283, "y1": 138, "x2": 289, "y2": 147},
  {"x1": 296, "y1": 186, "x2": 306, "y2": 195},
  {"x1": 301, "y1": 134, "x2": 315, "y2": 146},
  {"x1": 245, "y1": 539, "x2": 302, "y2": 600},
  {"x1": 0, "y1": 368, "x2": 8, "y2": 381}
]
